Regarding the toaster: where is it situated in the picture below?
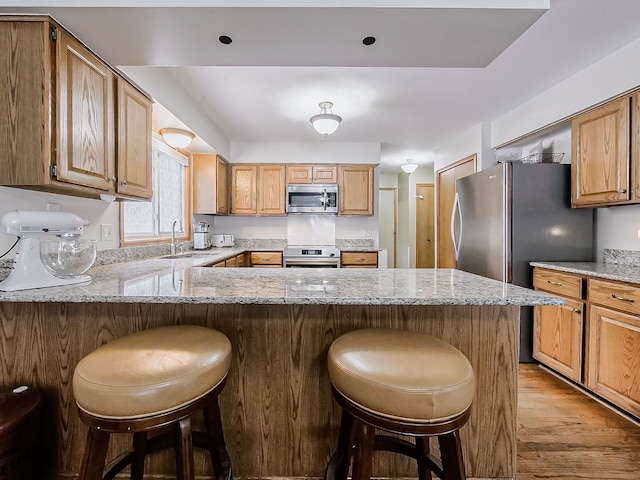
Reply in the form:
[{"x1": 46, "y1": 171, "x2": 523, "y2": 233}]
[{"x1": 211, "y1": 234, "x2": 235, "y2": 247}]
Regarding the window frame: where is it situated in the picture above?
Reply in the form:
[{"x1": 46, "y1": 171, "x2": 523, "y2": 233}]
[{"x1": 119, "y1": 135, "x2": 191, "y2": 247}]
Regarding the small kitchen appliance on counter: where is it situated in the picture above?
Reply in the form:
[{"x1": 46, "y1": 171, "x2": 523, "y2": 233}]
[
  {"x1": 211, "y1": 234, "x2": 234, "y2": 248},
  {"x1": 0, "y1": 210, "x2": 96, "y2": 291},
  {"x1": 193, "y1": 222, "x2": 211, "y2": 250}
]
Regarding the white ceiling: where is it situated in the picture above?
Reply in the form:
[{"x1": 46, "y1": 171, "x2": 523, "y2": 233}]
[{"x1": 3, "y1": 1, "x2": 640, "y2": 172}]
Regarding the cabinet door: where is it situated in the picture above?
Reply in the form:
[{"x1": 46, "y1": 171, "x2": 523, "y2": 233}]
[
  {"x1": 587, "y1": 305, "x2": 640, "y2": 416},
  {"x1": 216, "y1": 156, "x2": 229, "y2": 214},
  {"x1": 313, "y1": 165, "x2": 337, "y2": 183},
  {"x1": 258, "y1": 165, "x2": 286, "y2": 215},
  {"x1": 56, "y1": 28, "x2": 115, "y2": 191},
  {"x1": 571, "y1": 96, "x2": 630, "y2": 206},
  {"x1": 533, "y1": 299, "x2": 584, "y2": 382},
  {"x1": 286, "y1": 165, "x2": 312, "y2": 184},
  {"x1": 116, "y1": 79, "x2": 152, "y2": 198},
  {"x1": 231, "y1": 165, "x2": 257, "y2": 215},
  {"x1": 338, "y1": 165, "x2": 374, "y2": 215}
]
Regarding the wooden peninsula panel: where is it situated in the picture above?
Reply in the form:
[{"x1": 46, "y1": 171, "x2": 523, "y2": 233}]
[{"x1": 0, "y1": 301, "x2": 518, "y2": 480}]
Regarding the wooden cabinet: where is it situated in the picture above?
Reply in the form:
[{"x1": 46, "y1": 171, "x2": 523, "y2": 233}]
[
  {"x1": 586, "y1": 278, "x2": 640, "y2": 416},
  {"x1": 0, "y1": 16, "x2": 152, "y2": 200},
  {"x1": 116, "y1": 78, "x2": 152, "y2": 198},
  {"x1": 571, "y1": 96, "x2": 632, "y2": 207},
  {"x1": 231, "y1": 164, "x2": 285, "y2": 216},
  {"x1": 250, "y1": 251, "x2": 283, "y2": 268},
  {"x1": 533, "y1": 268, "x2": 586, "y2": 382},
  {"x1": 193, "y1": 154, "x2": 229, "y2": 214},
  {"x1": 341, "y1": 252, "x2": 378, "y2": 268},
  {"x1": 286, "y1": 165, "x2": 337, "y2": 184},
  {"x1": 230, "y1": 165, "x2": 258, "y2": 215},
  {"x1": 338, "y1": 165, "x2": 374, "y2": 215},
  {"x1": 257, "y1": 165, "x2": 286, "y2": 215}
]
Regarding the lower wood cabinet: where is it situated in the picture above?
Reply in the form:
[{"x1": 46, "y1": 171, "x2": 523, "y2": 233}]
[
  {"x1": 534, "y1": 267, "x2": 640, "y2": 418},
  {"x1": 586, "y1": 279, "x2": 640, "y2": 417},
  {"x1": 250, "y1": 251, "x2": 283, "y2": 268},
  {"x1": 533, "y1": 269, "x2": 585, "y2": 383},
  {"x1": 341, "y1": 252, "x2": 378, "y2": 268}
]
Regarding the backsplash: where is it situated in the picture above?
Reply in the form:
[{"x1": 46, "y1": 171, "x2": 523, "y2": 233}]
[{"x1": 602, "y1": 249, "x2": 640, "y2": 266}]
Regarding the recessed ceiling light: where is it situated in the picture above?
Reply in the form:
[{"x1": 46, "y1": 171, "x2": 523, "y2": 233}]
[
  {"x1": 219, "y1": 35, "x2": 232, "y2": 45},
  {"x1": 362, "y1": 36, "x2": 376, "y2": 46}
]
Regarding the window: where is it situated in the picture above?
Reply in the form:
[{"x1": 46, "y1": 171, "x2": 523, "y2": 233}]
[{"x1": 121, "y1": 137, "x2": 189, "y2": 244}]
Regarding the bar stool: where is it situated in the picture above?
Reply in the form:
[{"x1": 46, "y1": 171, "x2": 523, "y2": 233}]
[
  {"x1": 326, "y1": 328, "x2": 475, "y2": 480},
  {"x1": 72, "y1": 325, "x2": 232, "y2": 480}
]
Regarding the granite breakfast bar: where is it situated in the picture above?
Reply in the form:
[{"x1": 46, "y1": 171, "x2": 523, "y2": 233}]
[{"x1": 0, "y1": 256, "x2": 560, "y2": 480}]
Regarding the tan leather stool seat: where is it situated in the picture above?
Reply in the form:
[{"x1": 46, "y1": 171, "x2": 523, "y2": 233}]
[
  {"x1": 328, "y1": 328, "x2": 475, "y2": 422},
  {"x1": 73, "y1": 325, "x2": 232, "y2": 419}
]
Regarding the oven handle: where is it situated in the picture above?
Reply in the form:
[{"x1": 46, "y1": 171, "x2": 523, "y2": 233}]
[{"x1": 284, "y1": 258, "x2": 340, "y2": 268}]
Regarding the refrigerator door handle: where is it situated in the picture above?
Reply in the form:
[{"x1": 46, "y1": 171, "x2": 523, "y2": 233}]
[{"x1": 450, "y1": 192, "x2": 462, "y2": 261}]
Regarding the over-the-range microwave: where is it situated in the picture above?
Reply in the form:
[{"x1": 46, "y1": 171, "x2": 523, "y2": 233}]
[{"x1": 286, "y1": 184, "x2": 338, "y2": 214}]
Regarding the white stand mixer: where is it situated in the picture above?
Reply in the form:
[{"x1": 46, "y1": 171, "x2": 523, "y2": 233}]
[{"x1": 0, "y1": 210, "x2": 94, "y2": 291}]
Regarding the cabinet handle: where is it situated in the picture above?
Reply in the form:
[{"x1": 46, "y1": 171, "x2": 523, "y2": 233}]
[
  {"x1": 110, "y1": 177, "x2": 117, "y2": 182},
  {"x1": 547, "y1": 280, "x2": 562, "y2": 286},
  {"x1": 355, "y1": 257, "x2": 364, "y2": 261},
  {"x1": 611, "y1": 293, "x2": 635, "y2": 303},
  {"x1": 572, "y1": 308, "x2": 582, "y2": 314},
  {"x1": 617, "y1": 189, "x2": 627, "y2": 194},
  {"x1": 121, "y1": 180, "x2": 127, "y2": 185}
]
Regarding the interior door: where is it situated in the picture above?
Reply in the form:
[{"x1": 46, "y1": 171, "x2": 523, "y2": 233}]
[
  {"x1": 415, "y1": 184, "x2": 434, "y2": 268},
  {"x1": 435, "y1": 154, "x2": 476, "y2": 267}
]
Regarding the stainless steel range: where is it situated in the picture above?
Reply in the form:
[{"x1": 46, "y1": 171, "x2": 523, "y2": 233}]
[{"x1": 283, "y1": 245, "x2": 341, "y2": 268}]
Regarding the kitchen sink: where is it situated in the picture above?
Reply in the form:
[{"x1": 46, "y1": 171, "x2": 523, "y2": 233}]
[{"x1": 160, "y1": 252, "x2": 223, "y2": 260}]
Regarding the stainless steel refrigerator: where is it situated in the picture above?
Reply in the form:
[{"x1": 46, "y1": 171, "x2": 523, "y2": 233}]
[{"x1": 453, "y1": 162, "x2": 594, "y2": 362}]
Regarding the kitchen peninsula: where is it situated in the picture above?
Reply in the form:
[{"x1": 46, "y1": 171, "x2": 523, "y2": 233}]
[{"x1": 0, "y1": 257, "x2": 560, "y2": 480}]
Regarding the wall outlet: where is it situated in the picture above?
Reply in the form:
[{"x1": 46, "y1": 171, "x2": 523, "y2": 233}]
[
  {"x1": 363, "y1": 229, "x2": 372, "y2": 238},
  {"x1": 100, "y1": 224, "x2": 114, "y2": 242}
]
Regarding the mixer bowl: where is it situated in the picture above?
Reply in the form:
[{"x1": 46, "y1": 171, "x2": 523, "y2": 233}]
[{"x1": 40, "y1": 238, "x2": 97, "y2": 277}]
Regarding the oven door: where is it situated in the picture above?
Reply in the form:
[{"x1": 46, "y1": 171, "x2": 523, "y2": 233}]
[{"x1": 283, "y1": 257, "x2": 340, "y2": 268}]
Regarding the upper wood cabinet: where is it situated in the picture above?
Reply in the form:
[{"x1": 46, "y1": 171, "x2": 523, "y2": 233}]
[
  {"x1": 338, "y1": 165, "x2": 374, "y2": 215},
  {"x1": 571, "y1": 96, "x2": 632, "y2": 207},
  {"x1": 0, "y1": 16, "x2": 152, "y2": 200},
  {"x1": 116, "y1": 78, "x2": 152, "y2": 198},
  {"x1": 230, "y1": 164, "x2": 258, "y2": 215},
  {"x1": 231, "y1": 164, "x2": 285, "y2": 216},
  {"x1": 286, "y1": 165, "x2": 337, "y2": 184},
  {"x1": 258, "y1": 165, "x2": 286, "y2": 215},
  {"x1": 193, "y1": 154, "x2": 229, "y2": 214}
]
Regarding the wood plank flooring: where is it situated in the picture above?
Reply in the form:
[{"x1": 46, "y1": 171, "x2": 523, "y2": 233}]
[{"x1": 517, "y1": 364, "x2": 640, "y2": 479}]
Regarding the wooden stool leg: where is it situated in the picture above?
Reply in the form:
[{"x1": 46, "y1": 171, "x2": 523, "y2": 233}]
[
  {"x1": 351, "y1": 421, "x2": 375, "y2": 480},
  {"x1": 204, "y1": 398, "x2": 232, "y2": 480},
  {"x1": 416, "y1": 437, "x2": 432, "y2": 480},
  {"x1": 438, "y1": 430, "x2": 466, "y2": 480},
  {"x1": 131, "y1": 432, "x2": 147, "y2": 480},
  {"x1": 175, "y1": 417, "x2": 195, "y2": 480},
  {"x1": 79, "y1": 428, "x2": 110, "y2": 480}
]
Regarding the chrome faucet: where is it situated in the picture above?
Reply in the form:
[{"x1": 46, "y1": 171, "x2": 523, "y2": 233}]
[{"x1": 171, "y1": 219, "x2": 182, "y2": 256}]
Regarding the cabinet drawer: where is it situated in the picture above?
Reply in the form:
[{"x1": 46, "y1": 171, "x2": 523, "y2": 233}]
[
  {"x1": 341, "y1": 252, "x2": 378, "y2": 267},
  {"x1": 533, "y1": 268, "x2": 584, "y2": 299},
  {"x1": 588, "y1": 278, "x2": 640, "y2": 315},
  {"x1": 250, "y1": 251, "x2": 283, "y2": 266}
]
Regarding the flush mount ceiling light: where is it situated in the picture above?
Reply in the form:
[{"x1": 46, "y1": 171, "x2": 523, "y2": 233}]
[
  {"x1": 159, "y1": 128, "x2": 195, "y2": 149},
  {"x1": 401, "y1": 159, "x2": 419, "y2": 174},
  {"x1": 310, "y1": 101, "x2": 342, "y2": 137}
]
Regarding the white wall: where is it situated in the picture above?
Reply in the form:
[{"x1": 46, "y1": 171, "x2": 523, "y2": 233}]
[
  {"x1": 434, "y1": 123, "x2": 485, "y2": 173},
  {"x1": 0, "y1": 187, "x2": 120, "y2": 257},
  {"x1": 491, "y1": 35, "x2": 640, "y2": 257}
]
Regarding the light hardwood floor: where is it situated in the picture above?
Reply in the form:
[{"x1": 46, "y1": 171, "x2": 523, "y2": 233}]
[{"x1": 517, "y1": 364, "x2": 640, "y2": 479}]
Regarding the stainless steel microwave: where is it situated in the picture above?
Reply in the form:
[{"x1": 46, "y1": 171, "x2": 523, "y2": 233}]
[{"x1": 286, "y1": 184, "x2": 338, "y2": 214}]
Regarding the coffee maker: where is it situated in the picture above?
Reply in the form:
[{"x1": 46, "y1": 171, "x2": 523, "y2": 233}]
[{"x1": 193, "y1": 222, "x2": 211, "y2": 250}]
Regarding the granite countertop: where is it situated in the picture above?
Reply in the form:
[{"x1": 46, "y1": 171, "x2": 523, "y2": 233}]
[
  {"x1": 0, "y1": 252, "x2": 559, "y2": 306},
  {"x1": 531, "y1": 261, "x2": 640, "y2": 284}
]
